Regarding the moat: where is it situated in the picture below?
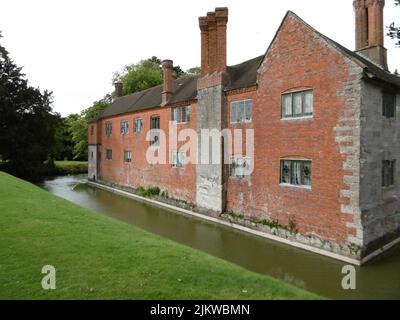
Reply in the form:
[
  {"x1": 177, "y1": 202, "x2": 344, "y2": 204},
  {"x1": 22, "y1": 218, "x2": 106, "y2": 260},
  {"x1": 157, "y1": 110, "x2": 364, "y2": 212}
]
[{"x1": 39, "y1": 174, "x2": 400, "y2": 300}]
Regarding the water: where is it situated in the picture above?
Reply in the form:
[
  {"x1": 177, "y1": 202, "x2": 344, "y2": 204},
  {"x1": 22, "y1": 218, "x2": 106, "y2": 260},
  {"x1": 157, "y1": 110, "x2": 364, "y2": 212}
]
[{"x1": 39, "y1": 174, "x2": 400, "y2": 299}]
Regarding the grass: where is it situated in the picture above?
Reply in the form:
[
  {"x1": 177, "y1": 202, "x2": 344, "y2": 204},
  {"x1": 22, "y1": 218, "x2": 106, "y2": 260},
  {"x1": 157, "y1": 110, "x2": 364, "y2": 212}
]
[
  {"x1": 0, "y1": 171, "x2": 320, "y2": 299},
  {"x1": 53, "y1": 161, "x2": 88, "y2": 175}
]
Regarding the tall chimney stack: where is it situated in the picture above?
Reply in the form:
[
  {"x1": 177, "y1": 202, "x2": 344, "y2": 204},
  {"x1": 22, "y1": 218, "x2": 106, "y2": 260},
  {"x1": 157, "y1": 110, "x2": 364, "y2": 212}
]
[
  {"x1": 162, "y1": 59, "x2": 173, "y2": 106},
  {"x1": 198, "y1": 8, "x2": 229, "y2": 76},
  {"x1": 353, "y1": 0, "x2": 388, "y2": 70},
  {"x1": 114, "y1": 81, "x2": 123, "y2": 98},
  {"x1": 199, "y1": 16, "x2": 209, "y2": 76},
  {"x1": 215, "y1": 7, "x2": 228, "y2": 73},
  {"x1": 207, "y1": 12, "x2": 217, "y2": 74}
]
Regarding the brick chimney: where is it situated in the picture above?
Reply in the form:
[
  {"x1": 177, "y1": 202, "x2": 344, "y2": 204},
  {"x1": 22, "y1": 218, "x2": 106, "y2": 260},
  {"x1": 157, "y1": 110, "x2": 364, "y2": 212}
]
[
  {"x1": 215, "y1": 7, "x2": 228, "y2": 73},
  {"x1": 198, "y1": 7, "x2": 228, "y2": 76},
  {"x1": 114, "y1": 81, "x2": 123, "y2": 98},
  {"x1": 207, "y1": 12, "x2": 217, "y2": 74},
  {"x1": 199, "y1": 16, "x2": 209, "y2": 76},
  {"x1": 162, "y1": 59, "x2": 173, "y2": 106},
  {"x1": 353, "y1": 0, "x2": 388, "y2": 70}
]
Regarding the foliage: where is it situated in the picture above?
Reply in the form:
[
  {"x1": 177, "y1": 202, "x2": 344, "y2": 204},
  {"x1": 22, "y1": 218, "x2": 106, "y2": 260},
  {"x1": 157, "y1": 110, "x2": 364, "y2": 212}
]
[
  {"x1": 0, "y1": 31, "x2": 59, "y2": 180},
  {"x1": 53, "y1": 161, "x2": 88, "y2": 175},
  {"x1": 113, "y1": 56, "x2": 199, "y2": 96},
  {"x1": 387, "y1": 0, "x2": 400, "y2": 46},
  {"x1": 0, "y1": 171, "x2": 320, "y2": 299},
  {"x1": 137, "y1": 186, "x2": 161, "y2": 198},
  {"x1": 223, "y1": 210, "x2": 298, "y2": 233},
  {"x1": 113, "y1": 59, "x2": 163, "y2": 96},
  {"x1": 53, "y1": 117, "x2": 74, "y2": 161},
  {"x1": 66, "y1": 96, "x2": 110, "y2": 160},
  {"x1": 186, "y1": 67, "x2": 201, "y2": 75}
]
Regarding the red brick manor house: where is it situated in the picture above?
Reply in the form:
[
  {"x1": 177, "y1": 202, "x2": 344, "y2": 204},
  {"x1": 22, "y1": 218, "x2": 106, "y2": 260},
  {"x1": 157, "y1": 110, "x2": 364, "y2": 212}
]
[{"x1": 89, "y1": 1, "x2": 400, "y2": 264}]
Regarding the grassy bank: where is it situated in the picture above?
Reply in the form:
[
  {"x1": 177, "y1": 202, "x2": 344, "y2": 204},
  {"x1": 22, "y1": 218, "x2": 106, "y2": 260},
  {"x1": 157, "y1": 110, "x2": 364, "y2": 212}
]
[{"x1": 0, "y1": 171, "x2": 320, "y2": 299}]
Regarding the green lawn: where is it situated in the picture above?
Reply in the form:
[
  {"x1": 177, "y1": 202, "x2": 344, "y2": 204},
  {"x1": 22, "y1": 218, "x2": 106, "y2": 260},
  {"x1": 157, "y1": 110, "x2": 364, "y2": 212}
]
[
  {"x1": 54, "y1": 161, "x2": 88, "y2": 175},
  {"x1": 0, "y1": 171, "x2": 320, "y2": 299}
]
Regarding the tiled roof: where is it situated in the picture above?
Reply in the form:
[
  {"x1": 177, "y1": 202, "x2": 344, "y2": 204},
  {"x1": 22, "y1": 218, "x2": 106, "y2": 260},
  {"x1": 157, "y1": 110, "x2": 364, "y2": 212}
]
[{"x1": 95, "y1": 11, "x2": 400, "y2": 121}]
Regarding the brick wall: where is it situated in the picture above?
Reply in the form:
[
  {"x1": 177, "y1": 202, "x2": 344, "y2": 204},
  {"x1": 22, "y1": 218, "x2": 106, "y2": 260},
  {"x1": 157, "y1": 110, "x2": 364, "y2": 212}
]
[
  {"x1": 225, "y1": 13, "x2": 364, "y2": 247},
  {"x1": 97, "y1": 102, "x2": 197, "y2": 204}
]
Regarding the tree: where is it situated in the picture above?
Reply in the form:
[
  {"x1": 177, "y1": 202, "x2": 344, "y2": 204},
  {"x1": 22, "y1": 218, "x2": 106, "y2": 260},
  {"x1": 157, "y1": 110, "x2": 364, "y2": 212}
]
[
  {"x1": 53, "y1": 116, "x2": 74, "y2": 161},
  {"x1": 67, "y1": 95, "x2": 110, "y2": 160},
  {"x1": 113, "y1": 56, "x2": 196, "y2": 96},
  {"x1": 387, "y1": 0, "x2": 400, "y2": 46},
  {"x1": 0, "y1": 31, "x2": 59, "y2": 180},
  {"x1": 113, "y1": 59, "x2": 163, "y2": 96},
  {"x1": 186, "y1": 67, "x2": 201, "y2": 75}
]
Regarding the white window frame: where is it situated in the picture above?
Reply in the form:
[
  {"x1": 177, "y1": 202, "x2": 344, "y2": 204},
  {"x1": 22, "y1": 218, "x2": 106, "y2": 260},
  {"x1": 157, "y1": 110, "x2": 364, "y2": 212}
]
[
  {"x1": 124, "y1": 150, "x2": 132, "y2": 163},
  {"x1": 281, "y1": 90, "x2": 314, "y2": 120},
  {"x1": 120, "y1": 120, "x2": 129, "y2": 135},
  {"x1": 171, "y1": 106, "x2": 191, "y2": 124},
  {"x1": 171, "y1": 150, "x2": 186, "y2": 168},
  {"x1": 105, "y1": 122, "x2": 112, "y2": 137},
  {"x1": 230, "y1": 156, "x2": 252, "y2": 178},
  {"x1": 230, "y1": 99, "x2": 253, "y2": 124},
  {"x1": 134, "y1": 118, "x2": 143, "y2": 133},
  {"x1": 280, "y1": 159, "x2": 312, "y2": 189}
]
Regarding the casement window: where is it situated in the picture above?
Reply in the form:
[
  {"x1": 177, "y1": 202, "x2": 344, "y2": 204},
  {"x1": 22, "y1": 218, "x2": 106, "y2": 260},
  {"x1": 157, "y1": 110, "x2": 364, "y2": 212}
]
[
  {"x1": 382, "y1": 160, "x2": 396, "y2": 187},
  {"x1": 134, "y1": 118, "x2": 143, "y2": 133},
  {"x1": 120, "y1": 120, "x2": 129, "y2": 135},
  {"x1": 105, "y1": 122, "x2": 112, "y2": 137},
  {"x1": 124, "y1": 150, "x2": 132, "y2": 163},
  {"x1": 230, "y1": 99, "x2": 252, "y2": 124},
  {"x1": 280, "y1": 159, "x2": 312, "y2": 187},
  {"x1": 281, "y1": 90, "x2": 313, "y2": 119},
  {"x1": 90, "y1": 125, "x2": 94, "y2": 136},
  {"x1": 171, "y1": 150, "x2": 186, "y2": 168},
  {"x1": 106, "y1": 149, "x2": 112, "y2": 160},
  {"x1": 230, "y1": 156, "x2": 252, "y2": 178},
  {"x1": 150, "y1": 116, "x2": 160, "y2": 146},
  {"x1": 172, "y1": 106, "x2": 190, "y2": 124},
  {"x1": 383, "y1": 93, "x2": 396, "y2": 118}
]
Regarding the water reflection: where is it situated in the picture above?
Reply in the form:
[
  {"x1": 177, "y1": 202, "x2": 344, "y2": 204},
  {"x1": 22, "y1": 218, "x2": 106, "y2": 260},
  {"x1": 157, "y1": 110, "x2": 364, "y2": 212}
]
[{"x1": 39, "y1": 175, "x2": 400, "y2": 299}]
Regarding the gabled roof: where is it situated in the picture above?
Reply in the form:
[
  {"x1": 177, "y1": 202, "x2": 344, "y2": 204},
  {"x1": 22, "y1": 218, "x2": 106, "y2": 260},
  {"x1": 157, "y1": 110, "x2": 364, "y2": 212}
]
[
  {"x1": 96, "y1": 10, "x2": 400, "y2": 122},
  {"x1": 260, "y1": 11, "x2": 400, "y2": 89}
]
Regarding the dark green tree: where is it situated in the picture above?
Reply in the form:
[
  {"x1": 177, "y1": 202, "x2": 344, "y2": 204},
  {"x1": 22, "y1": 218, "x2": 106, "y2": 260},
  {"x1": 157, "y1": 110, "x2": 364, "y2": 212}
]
[
  {"x1": 53, "y1": 116, "x2": 75, "y2": 161},
  {"x1": 0, "y1": 32, "x2": 59, "y2": 180}
]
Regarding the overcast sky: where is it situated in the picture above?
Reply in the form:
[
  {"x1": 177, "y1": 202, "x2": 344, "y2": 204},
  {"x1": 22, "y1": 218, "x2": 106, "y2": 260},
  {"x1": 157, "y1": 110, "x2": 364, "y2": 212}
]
[{"x1": 1, "y1": 0, "x2": 399, "y2": 116}]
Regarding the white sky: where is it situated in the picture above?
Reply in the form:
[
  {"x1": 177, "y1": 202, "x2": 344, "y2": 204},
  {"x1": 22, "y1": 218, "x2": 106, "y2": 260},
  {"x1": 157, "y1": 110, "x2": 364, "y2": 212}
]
[{"x1": 1, "y1": 0, "x2": 399, "y2": 116}]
